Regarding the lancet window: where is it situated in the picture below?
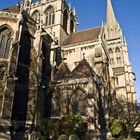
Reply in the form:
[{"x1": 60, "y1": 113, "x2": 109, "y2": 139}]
[
  {"x1": 63, "y1": 10, "x2": 68, "y2": 32},
  {"x1": 108, "y1": 48, "x2": 113, "y2": 54},
  {"x1": 116, "y1": 57, "x2": 122, "y2": 64},
  {"x1": 70, "y1": 20, "x2": 74, "y2": 33},
  {"x1": 71, "y1": 88, "x2": 86, "y2": 116},
  {"x1": 32, "y1": 10, "x2": 40, "y2": 24},
  {"x1": 115, "y1": 47, "x2": 121, "y2": 53},
  {"x1": 0, "y1": 27, "x2": 12, "y2": 59},
  {"x1": 45, "y1": 6, "x2": 55, "y2": 26}
]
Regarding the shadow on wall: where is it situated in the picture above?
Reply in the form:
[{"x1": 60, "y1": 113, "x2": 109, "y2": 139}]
[
  {"x1": 49, "y1": 76, "x2": 109, "y2": 139},
  {"x1": 10, "y1": 21, "x2": 32, "y2": 140}
]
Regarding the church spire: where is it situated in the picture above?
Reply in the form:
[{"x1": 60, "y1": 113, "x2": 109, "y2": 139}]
[{"x1": 106, "y1": 0, "x2": 117, "y2": 26}]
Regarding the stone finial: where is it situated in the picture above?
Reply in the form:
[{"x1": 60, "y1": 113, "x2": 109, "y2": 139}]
[
  {"x1": 68, "y1": 2, "x2": 71, "y2": 9},
  {"x1": 73, "y1": 7, "x2": 76, "y2": 16},
  {"x1": 83, "y1": 53, "x2": 85, "y2": 59}
]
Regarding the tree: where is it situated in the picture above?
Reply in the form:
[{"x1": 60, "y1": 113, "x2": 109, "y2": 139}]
[{"x1": 110, "y1": 96, "x2": 140, "y2": 139}]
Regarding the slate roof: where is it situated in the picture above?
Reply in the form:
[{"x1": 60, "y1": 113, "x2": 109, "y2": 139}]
[
  {"x1": 62, "y1": 27, "x2": 101, "y2": 46},
  {"x1": 2, "y1": 6, "x2": 20, "y2": 14}
]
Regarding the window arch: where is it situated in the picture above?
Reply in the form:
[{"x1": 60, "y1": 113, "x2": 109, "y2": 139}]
[
  {"x1": 70, "y1": 87, "x2": 86, "y2": 116},
  {"x1": 32, "y1": 10, "x2": 40, "y2": 24},
  {"x1": 51, "y1": 91, "x2": 61, "y2": 117},
  {"x1": 45, "y1": 6, "x2": 55, "y2": 26},
  {"x1": 116, "y1": 77, "x2": 119, "y2": 85},
  {"x1": 115, "y1": 47, "x2": 120, "y2": 53},
  {"x1": 0, "y1": 26, "x2": 12, "y2": 59},
  {"x1": 116, "y1": 57, "x2": 122, "y2": 64},
  {"x1": 110, "y1": 58, "x2": 114, "y2": 64},
  {"x1": 70, "y1": 19, "x2": 74, "y2": 33},
  {"x1": 108, "y1": 48, "x2": 113, "y2": 54},
  {"x1": 63, "y1": 10, "x2": 68, "y2": 32}
]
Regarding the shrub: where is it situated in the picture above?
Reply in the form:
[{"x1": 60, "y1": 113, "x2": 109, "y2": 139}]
[
  {"x1": 37, "y1": 115, "x2": 87, "y2": 139},
  {"x1": 110, "y1": 119, "x2": 127, "y2": 138}
]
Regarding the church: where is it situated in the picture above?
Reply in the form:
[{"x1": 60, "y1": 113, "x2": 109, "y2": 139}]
[{"x1": 0, "y1": 0, "x2": 136, "y2": 139}]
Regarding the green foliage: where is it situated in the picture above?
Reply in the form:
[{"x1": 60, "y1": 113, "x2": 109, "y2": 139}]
[
  {"x1": 37, "y1": 115, "x2": 87, "y2": 139},
  {"x1": 111, "y1": 119, "x2": 122, "y2": 136},
  {"x1": 37, "y1": 118, "x2": 59, "y2": 140},
  {"x1": 110, "y1": 119, "x2": 127, "y2": 138},
  {"x1": 64, "y1": 114, "x2": 88, "y2": 139},
  {"x1": 23, "y1": 133, "x2": 28, "y2": 140},
  {"x1": 11, "y1": 120, "x2": 19, "y2": 131}
]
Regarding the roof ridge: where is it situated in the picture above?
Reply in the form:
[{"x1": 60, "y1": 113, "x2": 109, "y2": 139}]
[
  {"x1": 71, "y1": 26, "x2": 102, "y2": 34},
  {"x1": 62, "y1": 26, "x2": 102, "y2": 46},
  {"x1": 2, "y1": 5, "x2": 20, "y2": 13},
  {"x1": 3, "y1": 5, "x2": 19, "y2": 9},
  {"x1": 61, "y1": 33, "x2": 73, "y2": 45}
]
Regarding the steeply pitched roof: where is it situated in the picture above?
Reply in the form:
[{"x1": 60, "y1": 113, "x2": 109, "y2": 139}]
[
  {"x1": 2, "y1": 6, "x2": 20, "y2": 14},
  {"x1": 54, "y1": 59, "x2": 96, "y2": 81},
  {"x1": 72, "y1": 59, "x2": 95, "y2": 78},
  {"x1": 55, "y1": 62, "x2": 72, "y2": 80},
  {"x1": 62, "y1": 27, "x2": 101, "y2": 46}
]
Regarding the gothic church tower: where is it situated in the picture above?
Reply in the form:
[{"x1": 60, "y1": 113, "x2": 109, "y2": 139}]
[
  {"x1": 29, "y1": 0, "x2": 77, "y2": 44},
  {"x1": 106, "y1": 0, "x2": 136, "y2": 103}
]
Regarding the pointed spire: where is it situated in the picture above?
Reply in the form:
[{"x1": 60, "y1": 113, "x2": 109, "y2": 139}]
[
  {"x1": 73, "y1": 7, "x2": 76, "y2": 16},
  {"x1": 106, "y1": 0, "x2": 117, "y2": 26},
  {"x1": 102, "y1": 21, "x2": 104, "y2": 26},
  {"x1": 68, "y1": 2, "x2": 71, "y2": 9}
]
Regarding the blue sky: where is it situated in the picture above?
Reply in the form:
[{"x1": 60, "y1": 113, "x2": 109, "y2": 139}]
[{"x1": 0, "y1": 0, "x2": 140, "y2": 101}]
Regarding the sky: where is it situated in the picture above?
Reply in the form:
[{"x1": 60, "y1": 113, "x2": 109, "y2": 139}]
[{"x1": 0, "y1": 0, "x2": 140, "y2": 101}]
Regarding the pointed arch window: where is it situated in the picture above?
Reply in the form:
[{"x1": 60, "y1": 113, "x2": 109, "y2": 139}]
[
  {"x1": 0, "y1": 27, "x2": 12, "y2": 59},
  {"x1": 45, "y1": 6, "x2": 55, "y2": 26},
  {"x1": 63, "y1": 10, "x2": 68, "y2": 32},
  {"x1": 51, "y1": 92, "x2": 61, "y2": 117},
  {"x1": 116, "y1": 57, "x2": 122, "y2": 64},
  {"x1": 110, "y1": 58, "x2": 114, "y2": 64},
  {"x1": 32, "y1": 10, "x2": 40, "y2": 24},
  {"x1": 71, "y1": 88, "x2": 86, "y2": 116},
  {"x1": 115, "y1": 47, "x2": 120, "y2": 53},
  {"x1": 108, "y1": 48, "x2": 113, "y2": 54},
  {"x1": 70, "y1": 20, "x2": 74, "y2": 33},
  {"x1": 116, "y1": 77, "x2": 119, "y2": 85}
]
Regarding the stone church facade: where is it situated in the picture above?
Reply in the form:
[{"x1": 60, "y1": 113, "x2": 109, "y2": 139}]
[{"x1": 0, "y1": 0, "x2": 136, "y2": 139}]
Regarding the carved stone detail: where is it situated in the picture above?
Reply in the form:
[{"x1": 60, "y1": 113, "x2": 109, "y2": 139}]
[{"x1": 0, "y1": 11, "x2": 18, "y2": 21}]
